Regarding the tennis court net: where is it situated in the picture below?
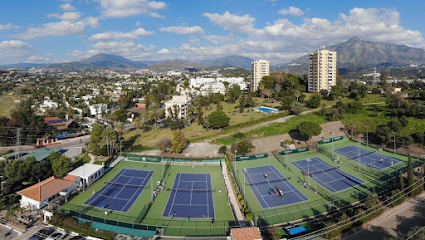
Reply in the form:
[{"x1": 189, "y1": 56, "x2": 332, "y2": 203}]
[
  {"x1": 307, "y1": 166, "x2": 338, "y2": 175},
  {"x1": 104, "y1": 181, "x2": 144, "y2": 188},
  {"x1": 168, "y1": 188, "x2": 215, "y2": 192},
  {"x1": 246, "y1": 177, "x2": 289, "y2": 186},
  {"x1": 352, "y1": 150, "x2": 375, "y2": 159}
]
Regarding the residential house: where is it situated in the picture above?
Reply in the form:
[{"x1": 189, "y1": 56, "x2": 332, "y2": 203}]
[{"x1": 17, "y1": 175, "x2": 80, "y2": 210}]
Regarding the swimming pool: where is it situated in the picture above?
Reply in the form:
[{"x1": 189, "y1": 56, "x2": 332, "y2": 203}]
[{"x1": 255, "y1": 106, "x2": 279, "y2": 113}]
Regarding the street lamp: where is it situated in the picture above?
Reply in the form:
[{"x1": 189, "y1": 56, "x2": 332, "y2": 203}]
[
  {"x1": 393, "y1": 132, "x2": 397, "y2": 155},
  {"x1": 365, "y1": 125, "x2": 369, "y2": 147},
  {"x1": 330, "y1": 131, "x2": 334, "y2": 157},
  {"x1": 357, "y1": 142, "x2": 361, "y2": 173},
  {"x1": 306, "y1": 158, "x2": 311, "y2": 186}
]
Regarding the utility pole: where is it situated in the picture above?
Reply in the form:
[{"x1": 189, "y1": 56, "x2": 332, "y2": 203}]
[
  {"x1": 15, "y1": 128, "x2": 21, "y2": 160},
  {"x1": 365, "y1": 125, "x2": 369, "y2": 147}
]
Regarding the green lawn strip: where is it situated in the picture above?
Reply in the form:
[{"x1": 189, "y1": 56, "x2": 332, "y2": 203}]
[{"x1": 214, "y1": 112, "x2": 327, "y2": 145}]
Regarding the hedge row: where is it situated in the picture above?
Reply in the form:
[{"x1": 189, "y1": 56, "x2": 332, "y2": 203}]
[{"x1": 49, "y1": 213, "x2": 115, "y2": 240}]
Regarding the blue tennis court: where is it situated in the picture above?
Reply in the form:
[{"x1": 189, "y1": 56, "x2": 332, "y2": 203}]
[
  {"x1": 292, "y1": 157, "x2": 364, "y2": 193},
  {"x1": 243, "y1": 165, "x2": 308, "y2": 208},
  {"x1": 334, "y1": 145, "x2": 401, "y2": 170},
  {"x1": 163, "y1": 173, "x2": 215, "y2": 218},
  {"x1": 84, "y1": 169, "x2": 152, "y2": 212}
]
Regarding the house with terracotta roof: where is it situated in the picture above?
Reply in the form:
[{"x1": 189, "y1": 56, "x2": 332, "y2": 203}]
[
  {"x1": 17, "y1": 175, "x2": 80, "y2": 210},
  {"x1": 230, "y1": 227, "x2": 262, "y2": 240}
]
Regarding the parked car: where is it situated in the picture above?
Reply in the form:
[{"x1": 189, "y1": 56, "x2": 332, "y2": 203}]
[
  {"x1": 46, "y1": 232, "x2": 67, "y2": 240},
  {"x1": 29, "y1": 227, "x2": 54, "y2": 240},
  {"x1": 69, "y1": 236, "x2": 85, "y2": 240}
]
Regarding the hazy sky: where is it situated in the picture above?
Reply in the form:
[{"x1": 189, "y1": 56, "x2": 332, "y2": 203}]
[{"x1": 0, "y1": 0, "x2": 424, "y2": 65}]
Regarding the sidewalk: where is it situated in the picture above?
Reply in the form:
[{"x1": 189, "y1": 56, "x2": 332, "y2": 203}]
[{"x1": 221, "y1": 162, "x2": 246, "y2": 226}]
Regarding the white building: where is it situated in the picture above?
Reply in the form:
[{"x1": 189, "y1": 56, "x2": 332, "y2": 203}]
[
  {"x1": 164, "y1": 95, "x2": 191, "y2": 120},
  {"x1": 308, "y1": 46, "x2": 337, "y2": 92},
  {"x1": 17, "y1": 175, "x2": 80, "y2": 210},
  {"x1": 68, "y1": 164, "x2": 104, "y2": 187},
  {"x1": 89, "y1": 103, "x2": 108, "y2": 119},
  {"x1": 251, "y1": 60, "x2": 269, "y2": 92}
]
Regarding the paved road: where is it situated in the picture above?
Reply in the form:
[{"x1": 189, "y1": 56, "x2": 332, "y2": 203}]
[
  {"x1": 0, "y1": 135, "x2": 90, "y2": 155},
  {"x1": 343, "y1": 192, "x2": 425, "y2": 240}
]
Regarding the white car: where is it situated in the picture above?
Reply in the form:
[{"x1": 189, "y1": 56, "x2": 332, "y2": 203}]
[{"x1": 46, "y1": 231, "x2": 67, "y2": 240}]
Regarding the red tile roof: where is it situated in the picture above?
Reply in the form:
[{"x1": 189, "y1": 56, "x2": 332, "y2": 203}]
[
  {"x1": 17, "y1": 175, "x2": 79, "y2": 202},
  {"x1": 231, "y1": 227, "x2": 262, "y2": 240},
  {"x1": 44, "y1": 117, "x2": 60, "y2": 123}
]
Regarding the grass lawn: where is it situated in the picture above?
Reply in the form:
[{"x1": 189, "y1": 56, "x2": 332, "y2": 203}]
[
  {"x1": 303, "y1": 93, "x2": 386, "y2": 108},
  {"x1": 232, "y1": 139, "x2": 408, "y2": 226},
  {"x1": 214, "y1": 112, "x2": 328, "y2": 145},
  {"x1": 0, "y1": 93, "x2": 26, "y2": 117},
  {"x1": 341, "y1": 105, "x2": 425, "y2": 137}
]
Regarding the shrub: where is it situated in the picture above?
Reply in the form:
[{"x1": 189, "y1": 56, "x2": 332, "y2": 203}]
[
  {"x1": 245, "y1": 212, "x2": 253, "y2": 221},
  {"x1": 49, "y1": 213, "x2": 116, "y2": 240},
  {"x1": 240, "y1": 199, "x2": 245, "y2": 206},
  {"x1": 233, "y1": 132, "x2": 245, "y2": 139},
  {"x1": 238, "y1": 193, "x2": 243, "y2": 200}
]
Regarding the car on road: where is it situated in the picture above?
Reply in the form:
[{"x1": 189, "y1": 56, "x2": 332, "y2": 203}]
[
  {"x1": 69, "y1": 236, "x2": 85, "y2": 240},
  {"x1": 29, "y1": 227, "x2": 54, "y2": 240},
  {"x1": 46, "y1": 231, "x2": 67, "y2": 240}
]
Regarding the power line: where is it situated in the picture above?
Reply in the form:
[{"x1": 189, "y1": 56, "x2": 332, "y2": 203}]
[
  {"x1": 406, "y1": 226, "x2": 424, "y2": 240},
  {"x1": 294, "y1": 177, "x2": 425, "y2": 240}
]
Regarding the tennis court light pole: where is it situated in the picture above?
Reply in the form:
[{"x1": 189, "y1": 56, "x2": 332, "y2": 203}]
[
  {"x1": 306, "y1": 158, "x2": 311, "y2": 186},
  {"x1": 365, "y1": 125, "x2": 369, "y2": 147},
  {"x1": 357, "y1": 142, "x2": 361, "y2": 174},
  {"x1": 393, "y1": 132, "x2": 397, "y2": 155}
]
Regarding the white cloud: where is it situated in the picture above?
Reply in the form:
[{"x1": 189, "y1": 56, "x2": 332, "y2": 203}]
[
  {"x1": 96, "y1": 0, "x2": 166, "y2": 18},
  {"x1": 203, "y1": 11, "x2": 257, "y2": 34},
  {"x1": 157, "y1": 48, "x2": 170, "y2": 54},
  {"x1": 204, "y1": 34, "x2": 235, "y2": 44},
  {"x1": 135, "y1": 21, "x2": 141, "y2": 26},
  {"x1": 89, "y1": 28, "x2": 155, "y2": 41},
  {"x1": 278, "y1": 6, "x2": 304, "y2": 16},
  {"x1": 60, "y1": 3, "x2": 76, "y2": 11},
  {"x1": 27, "y1": 55, "x2": 50, "y2": 63},
  {"x1": 0, "y1": 40, "x2": 33, "y2": 64},
  {"x1": 159, "y1": 26, "x2": 204, "y2": 34},
  {"x1": 15, "y1": 17, "x2": 99, "y2": 39},
  {"x1": 195, "y1": 8, "x2": 425, "y2": 63},
  {"x1": 0, "y1": 23, "x2": 20, "y2": 31},
  {"x1": 47, "y1": 12, "x2": 81, "y2": 21},
  {"x1": 71, "y1": 40, "x2": 155, "y2": 61},
  {"x1": 138, "y1": 44, "x2": 155, "y2": 51}
]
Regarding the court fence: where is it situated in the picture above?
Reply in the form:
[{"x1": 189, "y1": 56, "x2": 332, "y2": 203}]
[
  {"x1": 236, "y1": 153, "x2": 268, "y2": 161},
  {"x1": 279, "y1": 147, "x2": 310, "y2": 155},
  {"x1": 124, "y1": 154, "x2": 224, "y2": 163},
  {"x1": 60, "y1": 204, "x2": 239, "y2": 237},
  {"x1": 245, "y1": 144, "x2": 414, "y2": 227}
]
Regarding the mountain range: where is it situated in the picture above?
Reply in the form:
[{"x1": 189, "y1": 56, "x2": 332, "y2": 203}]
[
  {"x1": 273, "y1": 37, "x2": 425, "y2": 74},
  {"x1": 2, "y1": 37, "x2": 425, "y2": 73}
]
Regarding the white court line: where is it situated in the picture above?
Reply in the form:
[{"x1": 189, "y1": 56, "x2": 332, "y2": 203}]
[
  {"x1": 268, "y1": 165, "x2": 306, "y2": 201},
  {"x1": 245, "y1": 169, "x2": 271, "y2": 208},
  {"x1": 120, "y1": 171, "x2": 152, "y2": 212},
  {"x1": 167, "y1": 173, "x2": 182, "y2": 217}
]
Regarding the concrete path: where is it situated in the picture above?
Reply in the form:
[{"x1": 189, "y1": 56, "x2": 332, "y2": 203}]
[
  {"x1": 343, "y1": 192, "x2": 425, "y2": 240},
  {"x1": 221, "y1": 161, "x2": 246, "y2": 226}
]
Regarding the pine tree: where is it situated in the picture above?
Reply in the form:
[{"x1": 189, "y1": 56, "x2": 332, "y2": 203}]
[
  {"x1": 407, "y1": 153, "x2": 414, "y2": 195},
  {"x1": 399, "y1": 173, "x2": 405, "y2": 192}
]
